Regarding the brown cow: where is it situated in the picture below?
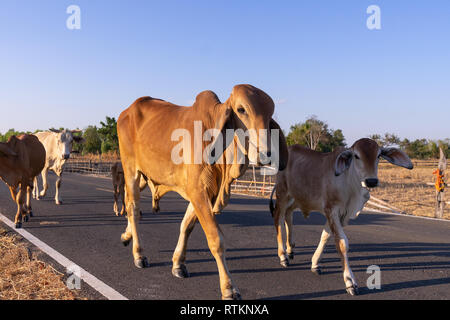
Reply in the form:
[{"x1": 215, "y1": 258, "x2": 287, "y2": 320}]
[
  {"x1": 111, "y1": 162, "x2": 126, "y2": 216},
  {"x1": 0, "y1": 134, "x2": 46, "y2": 228},
  {"x1": 111, "y1": 161, "x2": 162, "y2": 216},
  {"x1": 117, "y1": 84, "x2": 288, "y2": 300},
  {"x1": 270, "y1": 138, "x2": 413, "y2": 295}
]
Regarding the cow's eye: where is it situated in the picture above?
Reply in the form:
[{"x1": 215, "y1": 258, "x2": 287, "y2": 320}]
[
  {"x1": 237, "y1": 107, "x2": 246, "y2": 114},
  {"x1": 354, "y1": 154, "x2": 360, "y2": 160}
]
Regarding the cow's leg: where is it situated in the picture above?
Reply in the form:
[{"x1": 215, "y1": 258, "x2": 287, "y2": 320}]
[
  {"x1": 191, "y1": 193, "x2": 240, "y2": 300},
  {"x1": 113, "y1": 185, "x2": 119, "y2": 216},
  {"x1": 273, "y1": 194, "x2": 289, "y2": 267},
  {"x1": 40, "y1": 168, "x2": 49, "y2": 198},
  {"x1": 9, "y1": 186, "x2": 18, "y2": 202},
  {"x1": 172, "y1": 202, "x2": 197, "y2": 278},
  {"x1": 25, "y1": 185, "x2": 33, "y2": 218},
  {"x1": 329, "y1": 212, "x2": 358, "y2": 295},
  {"x1": 121, "y1": 171, "x2": 148, "y2": 268},
  {"x1": 152, "y1": 195, "x2": 160, "y2": 214},
  {"x1": 14, "y1": 185, "x2": 27, "y2": 228},
  {"x1": 284, "y1": 203, "x2": 296, "y2": 260},
  {"x1": 33, "y1": 177, "x2": 39, "y2": 200},
  {"x1": 120, "y1": 184, "x2": 126, "y2": 216},
  {"x1": 54, "y1": 169, "x2": 63, "y2": 205},
  {"x1": 147, "y1": 180, "x2": 161, "y2": 214},
  {"x1": 311, "y1": 225, "x2": 331, "y2": 275}
]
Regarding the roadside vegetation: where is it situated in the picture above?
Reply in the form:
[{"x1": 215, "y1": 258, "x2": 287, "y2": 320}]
[
  {"x1": 371, "y1": 164, "x2": 449, "y2": 219},
  {"x1": 0, "y1": 114, "x2": 449, "y2": 159},
  {"x1": 0, "y1": 227, "x2": 85, "y2": 300},
  {"x1": 285, "y1": 115, "x2": 450, "y2": 159}
]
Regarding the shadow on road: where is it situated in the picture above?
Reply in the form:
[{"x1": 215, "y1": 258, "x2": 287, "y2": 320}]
[{"x1": 266, "y1": 277, "x2": 450, "y2": 300}]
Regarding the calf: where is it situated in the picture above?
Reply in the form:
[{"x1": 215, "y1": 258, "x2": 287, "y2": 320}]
[
  {"x1": 33, "y1": 129, "x2": 84, "y2": 204},
  {"x1": 0, "y1": 135, "x2": 46, "y2": 228},
  {"x1": 269, "y1": 138, "x2": 413, "y2": 295},
  {"x1": 111, "y1": 161, "x2": 162, "y2": 216}
]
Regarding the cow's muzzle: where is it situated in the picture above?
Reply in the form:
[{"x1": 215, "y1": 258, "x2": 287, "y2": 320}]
[{"x1": 364, "y1": 178, "x2": 379, "y2": 188}]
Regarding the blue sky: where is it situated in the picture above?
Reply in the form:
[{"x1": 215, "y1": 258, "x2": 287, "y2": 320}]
[{"x1": 0, "y1": 1, "x2": 449, "y2": 144}]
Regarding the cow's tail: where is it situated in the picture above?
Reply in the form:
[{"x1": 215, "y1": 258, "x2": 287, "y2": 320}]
[{"x1": 269, "y1": 185, "x2": 276, "y2": 217}]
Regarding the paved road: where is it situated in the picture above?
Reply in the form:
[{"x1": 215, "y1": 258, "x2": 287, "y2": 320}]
[{"x1": 0, "y1": 173, "x2": 449, "y2": 300}]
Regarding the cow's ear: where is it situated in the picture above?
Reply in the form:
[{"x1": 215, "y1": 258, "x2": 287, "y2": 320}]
[
  {"x1": 73, "y1": 135, "x2": 85, "y2": 144},
  {"x1": 335, "y1": 150, "x2": 353, "y2": 176},
  {"x1": 380, "y1": 147, "x2": 413, "y2": 169},
  {"x1": 269, "y1": 119, "x2": 289, "y2": 171},
  {"x1": 205, "y1": 102, "x2": 234, "y2": 164},
  {"x1": 0, "y1": 143, "x2": 17, "y2": 157}
]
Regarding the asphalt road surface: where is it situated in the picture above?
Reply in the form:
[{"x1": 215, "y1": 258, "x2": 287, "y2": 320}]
[{"x1": 0, "y1": 172, "x2": 449, "y2": 300}]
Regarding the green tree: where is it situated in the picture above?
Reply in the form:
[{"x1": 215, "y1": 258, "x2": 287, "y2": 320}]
[
  {"x1": 286, "y1": 116, "x2": 346, "y2": 152},
  {"x1": 437, "y1": 139, "x2": 450, "y2": 158},
  {"x1": 403, "y1": 139, "x2": 431, "y2": 159},
  {"x1": 320, "y1": 128, "x2": 346, "y2": 152},
  {"x1": 382, "y1": 133, "x2": 401, "y2": 147},
  {"x1": 367, "y1": 134, "x2": 384, "y2": 147},
  {"x1": 0, "y1": 129, "x2": 25, "y2": 142},
  {"x1": 98, "y1": 116, "x2": 119, "y2": 154},
  {"x1": 82, "y1": 126, "x2": 102, "y2": 155}
]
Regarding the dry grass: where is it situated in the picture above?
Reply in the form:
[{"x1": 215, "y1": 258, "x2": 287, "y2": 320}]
[
  {"x1": 0, "y1": 227, "x2": 86, "y2": 300},
  {"x1": 232, "y1": 160, "x2": 449, "y2": 220},
  {"x1": 370, "y1": 163, "x2": 449, "y2": 219},
  {"x1": 72, "y1": 151, "x2": 119, "y2": 162}
]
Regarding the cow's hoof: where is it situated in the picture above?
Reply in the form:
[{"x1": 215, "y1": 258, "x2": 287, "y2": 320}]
[
  {"x1": 172, "y1": 265, "x2": 189, "y2": 278},
  {"x1": 346, "y1": 284, "x2": 359, "y2": 296},
  {"x1": 134, "y1": 257, "x2": 149, "y2": 268},
  {"x1": 121, "y1": 235, "x2": 131, "y2": 247},
  {"x1": 29, "y1": 212, "x2": 33, "y2": 217},
  {"x1": 311, "y1": 267, "x2": 322, "y2": 275},
  {"x1": 56, "y1": 201, "x2": 62, "y2": 205},
  {"x1": 223, "y1": 290, "x2": 242, "y2": 300},
  {"x1": 280, "y1": 259, "x2": 289, "y2": 268},
  {"x1": 23, "y1": 215, "x2": 29, "y2": 222},
  {"x1": 152, "y1": 207, "x2": 160, "y2": 214},
  {"x1": 15, "y1": 222, "x2": 22, "y2": 229},
  {"x1": 288, "y1": 252, "x2": 294, "y2": 260}
]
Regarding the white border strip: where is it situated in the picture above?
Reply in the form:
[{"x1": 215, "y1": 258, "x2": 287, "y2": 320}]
[
  {"x1": 363, "y1": 209, "x2": 450, "y2": 223},
  {"x1": 0, "y1": 212, "x2": 128, "y2": 300}
]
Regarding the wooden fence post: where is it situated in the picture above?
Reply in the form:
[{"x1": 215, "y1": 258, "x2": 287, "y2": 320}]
[{"x1": 434, "y1": 148, "x2": 447, "y2": 219}]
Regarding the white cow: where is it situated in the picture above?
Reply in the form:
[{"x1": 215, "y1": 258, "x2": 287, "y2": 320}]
[{"x1": 33, "y1": 129, "x2": 84, "y2": 204}]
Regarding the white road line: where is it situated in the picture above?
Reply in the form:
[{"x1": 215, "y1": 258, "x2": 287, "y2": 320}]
[
  {"x1": 96, "y1": 187, "x2": 152, "y2": 199},
  {"x1": 363, "y1": 209, "x2": 450, "y2": 223},
  {"x1": 0, "y1": 212, "x2": 128, "y2": 300}
]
